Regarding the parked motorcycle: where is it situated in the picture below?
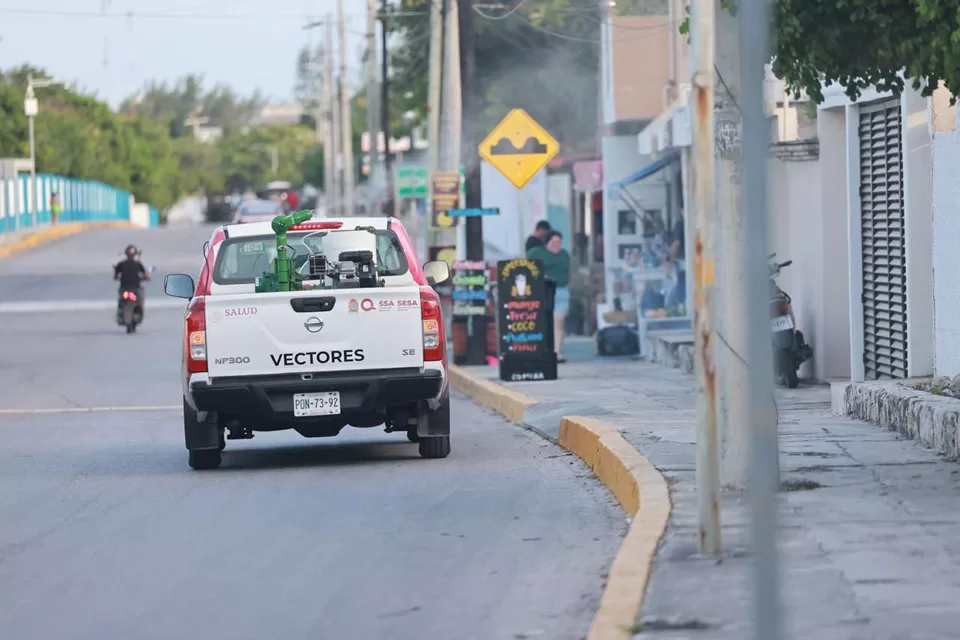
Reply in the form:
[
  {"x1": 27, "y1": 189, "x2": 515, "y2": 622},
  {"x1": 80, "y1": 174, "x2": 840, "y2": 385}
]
[{"x1": 769, "y1": 254, "x2": 813, "y2": 388}]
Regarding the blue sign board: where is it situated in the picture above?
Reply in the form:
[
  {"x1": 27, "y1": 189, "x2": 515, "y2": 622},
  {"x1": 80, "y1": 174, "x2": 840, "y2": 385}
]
[{"x1": 447, "y1": 207, "x2": 500, "y2": 217}]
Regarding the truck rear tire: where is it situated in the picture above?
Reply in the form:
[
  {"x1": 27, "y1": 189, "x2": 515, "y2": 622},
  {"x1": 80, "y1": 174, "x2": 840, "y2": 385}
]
[
  {"x1": 188, "y1": 449, "x2": 222, "y2": 470},
  {"x1": 418, "y1": 435, "x2": 451, "y2": 459}
]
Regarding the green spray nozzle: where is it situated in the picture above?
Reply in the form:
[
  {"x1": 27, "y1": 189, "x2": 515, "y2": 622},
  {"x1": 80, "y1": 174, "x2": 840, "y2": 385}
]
[{"x1": 271, "y1": 210, "x2": 313, "y2": 234}]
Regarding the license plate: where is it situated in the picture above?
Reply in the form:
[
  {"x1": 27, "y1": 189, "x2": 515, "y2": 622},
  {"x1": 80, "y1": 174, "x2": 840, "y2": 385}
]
[
  {"x1": 771, "y1": 315, "x2": 794, "y2": 331},
  {"x1": 293, "y1": 392, "x2": 341, "y2": 417}
]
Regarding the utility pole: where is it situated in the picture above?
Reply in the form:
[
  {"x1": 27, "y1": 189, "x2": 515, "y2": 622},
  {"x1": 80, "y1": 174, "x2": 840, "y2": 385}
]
[
  {"x1": 24, "y1": 80, "x2": 37, "y2": 231},
  {"x1": 740, "y1": 0, "x2": 781, "y2": 636},
  {"x1": 366, "y1": 0, "x2": 381, "y2": 190},
  {"x1": 667, "y1": 0, "x2": 678, "y2": 102},
  {"x1": 459, "y1": 0, "x2": 486, "y2": 365},
  {"x1": 337, "y1": 0, "x2": 354, "y2": 216},
  {"x1": 715, "y1": 0, "x2": 751, "y2": 489},
  {"x1": 436, "y1": 0, "x2": 460, "y2": 253},
  {"x1": 325, "y1": 18, "x2": 339, "y2": 213},
  {"x1": 304, "y1": 17, "x2": 338, "y2": 212},
  {"x1": 690, "y1": 0, "x2": 722, "y2": 555},
  {"x1": 23, "y1": 75, "x2": 70, "y2": 229},
  {"x1": 380, "y1": 0, "x2": 398, "y2": 217},
  {"x1": 426, "y1": 0, "x2": 444, "y2": 247},
  {"x1": 442, "y1": 0, "x2": 461, "y2": 179}
]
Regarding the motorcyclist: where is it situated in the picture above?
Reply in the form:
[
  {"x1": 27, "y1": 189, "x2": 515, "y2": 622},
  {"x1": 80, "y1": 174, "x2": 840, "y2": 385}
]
[{"x1": 114, "y1": 244, "x2": 150, "y2": 323}]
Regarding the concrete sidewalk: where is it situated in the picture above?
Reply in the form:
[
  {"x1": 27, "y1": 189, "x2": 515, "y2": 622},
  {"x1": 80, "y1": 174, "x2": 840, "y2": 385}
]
[
  {"x1": 0, "y1": 222, "x2": 132, "y2": 259},
  {"x1": 463, "y1": 358, "x2": 960, "y2": 639}
]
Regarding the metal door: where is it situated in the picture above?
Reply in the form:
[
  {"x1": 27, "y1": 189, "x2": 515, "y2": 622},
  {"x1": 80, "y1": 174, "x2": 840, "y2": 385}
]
[{"x1": 859, "y1": 99, "x2": 907, "y2": 379}]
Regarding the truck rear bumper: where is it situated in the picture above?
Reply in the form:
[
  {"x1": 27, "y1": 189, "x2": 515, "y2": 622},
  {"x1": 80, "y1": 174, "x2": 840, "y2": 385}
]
[{"x1": 189, "y1": 367, "x2": 444, "y2": 420}]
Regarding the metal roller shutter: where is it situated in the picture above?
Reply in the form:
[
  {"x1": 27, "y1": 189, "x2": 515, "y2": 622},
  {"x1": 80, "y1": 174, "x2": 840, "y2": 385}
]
[{"x1": 859, "y1": 99, "x2": 907, "y2": 379}]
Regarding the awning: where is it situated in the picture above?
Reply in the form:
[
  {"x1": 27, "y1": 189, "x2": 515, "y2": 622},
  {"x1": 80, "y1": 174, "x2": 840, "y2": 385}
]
[
  {"x1": 637, "y1": 90, "x2": 692, "y2": 156},
  {"x1": 606, "y1": 151, "x2": 680, "y2": 199}
]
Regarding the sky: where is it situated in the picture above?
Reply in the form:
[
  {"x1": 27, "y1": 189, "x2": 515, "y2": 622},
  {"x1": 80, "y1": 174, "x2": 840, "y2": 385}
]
[{"x1": 0, "y1": 0, "x2": 370, "y2": 107}]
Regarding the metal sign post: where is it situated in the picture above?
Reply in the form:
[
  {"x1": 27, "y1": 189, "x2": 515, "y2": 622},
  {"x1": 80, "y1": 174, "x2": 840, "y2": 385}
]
[{"x1": 740, "y1": 0, "x2": 782, "y2": 637}]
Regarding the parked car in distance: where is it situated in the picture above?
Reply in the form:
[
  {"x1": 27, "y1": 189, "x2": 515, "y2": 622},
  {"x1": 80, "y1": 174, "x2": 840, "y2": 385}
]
[{"x1": 233, "y1": 199, "x2": 285, "y2": 224}]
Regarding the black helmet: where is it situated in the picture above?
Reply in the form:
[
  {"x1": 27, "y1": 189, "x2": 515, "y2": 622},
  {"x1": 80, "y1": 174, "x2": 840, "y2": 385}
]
[{"x1": 125, "y1": 244, "x2": 138, "y2": 258}]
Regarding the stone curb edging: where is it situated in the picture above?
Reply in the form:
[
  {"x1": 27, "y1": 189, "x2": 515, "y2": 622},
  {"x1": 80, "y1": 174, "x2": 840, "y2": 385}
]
[
  {"x1": 449, "y1": 365, "x2": 672, "y2": 640},
  {"x1": 0, "y1": 221, "x2": 133, "y2": 260},
  {"x1": 840, "y1": 380, "x2": 960, "y2": 460}
]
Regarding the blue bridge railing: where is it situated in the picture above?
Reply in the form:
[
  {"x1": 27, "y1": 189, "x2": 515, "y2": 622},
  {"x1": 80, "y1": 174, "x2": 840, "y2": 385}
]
[{"x1": 0, "y1": 173, "x2": 144, "y2": 235}]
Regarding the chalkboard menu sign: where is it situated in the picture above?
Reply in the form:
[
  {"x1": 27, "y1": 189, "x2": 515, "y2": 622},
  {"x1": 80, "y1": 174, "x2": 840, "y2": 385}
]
[
  {"x1": 496, "y1": 258, "x2": 558, "y2": 382},
  {"x1": 451, "y1": 260, "x2": 488, "y2": 316}
]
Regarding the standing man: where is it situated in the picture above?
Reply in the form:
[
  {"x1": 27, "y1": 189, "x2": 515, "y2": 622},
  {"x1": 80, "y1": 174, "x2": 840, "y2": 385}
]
[
  {"x1": 525, "y1": 220, "x2": 551, "y2": 253},
  {"x1": 663, "y1": 213, "x2": 686, "y2": 310},
  {"x1": 286, "y1": 189, "x2": 300, "y2": 212},
  {"x1": 50, "y1": 191, "x2": 61, "y2": 226},
  {"x1": 527, "y1": 230, "x2": 572, "y2": 363}
]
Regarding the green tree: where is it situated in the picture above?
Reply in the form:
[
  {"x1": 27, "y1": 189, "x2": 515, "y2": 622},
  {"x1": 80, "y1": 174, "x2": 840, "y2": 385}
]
[
  {"x1": 387, "y1": 0, "x2": 601, "y2": 153},
  {"x1": 218, "y1": 125, "x2": 318, "y2": 191},
  {"x1": 118, "y1": 75, "x2": 266, "y2": 137},
  {"x1": 676, "y1": 0, "x2": 960, "y2": 103},
  {"x1": 0, "y1": 66, "x2": 221, "y2": 210},
  {"x1": 772, "y1": 0, "x2": 960, "y2": 102}
]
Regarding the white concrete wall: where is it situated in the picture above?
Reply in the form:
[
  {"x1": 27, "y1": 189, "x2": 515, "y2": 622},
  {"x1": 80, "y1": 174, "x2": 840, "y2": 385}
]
[
  {"x1": 820, "y1": 83, "x2": 935, "y2": 381},
  {"x1": 932, "y1": 97, "x2": 960, "y2": 375},
  {"x1": 819, "y1": 110, "x2": 853, "y2": 380},
  {"x1": 766, "y1": 134, "x2": 853, "y2": 381},
  {"x1": 478, "y1": 161, "x2": 548, "y2": 261},
  {"x1": 767, "y1": 155, "x2": 821, "y2": 380},
  {"x1": 902, "y1": 88, "x2": 935, "y2": 377},
  {"x1": 130, "y1": 203, "x2": 151, "y2": 228}
]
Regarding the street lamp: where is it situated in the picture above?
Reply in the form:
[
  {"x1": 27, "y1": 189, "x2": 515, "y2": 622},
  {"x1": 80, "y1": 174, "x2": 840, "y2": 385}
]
[{"x1": 23, "y1": 75, "x2": 71, "y2": 229}]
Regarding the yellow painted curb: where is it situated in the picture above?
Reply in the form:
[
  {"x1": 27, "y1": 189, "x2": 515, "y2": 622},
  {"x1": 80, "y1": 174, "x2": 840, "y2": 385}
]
[
  {"x1": 449, "y1": 366, "x2": 672, "y2": 640},
  {"x1": 448, "y1": 364, "x2": 539, "y2": 424},
  {"x1": 0, "y1": 221, "x2": 132, "y2": 260}
]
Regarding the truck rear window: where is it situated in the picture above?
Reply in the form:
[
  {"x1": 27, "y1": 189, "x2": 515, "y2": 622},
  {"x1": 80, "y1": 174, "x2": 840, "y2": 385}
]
[{"x1": 213, "y1": 230, "x2": 409, "y2": 285}]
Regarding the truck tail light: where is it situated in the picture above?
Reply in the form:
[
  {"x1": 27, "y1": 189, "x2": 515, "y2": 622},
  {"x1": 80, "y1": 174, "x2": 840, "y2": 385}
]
[
  {"x1": 420, "y1": 288, "x2": 444, "y2": 362},
  {"x1": 185, "y1": 297, "x2": 208, "y2": 373}
]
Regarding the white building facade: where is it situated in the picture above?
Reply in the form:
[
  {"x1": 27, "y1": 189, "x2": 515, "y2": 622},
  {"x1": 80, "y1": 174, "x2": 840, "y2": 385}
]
[{"x1": 816, "y1": 81, "x2": 943, "y2": 381}]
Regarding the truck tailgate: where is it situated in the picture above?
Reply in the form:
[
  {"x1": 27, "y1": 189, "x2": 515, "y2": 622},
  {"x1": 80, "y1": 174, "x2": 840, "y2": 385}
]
[{"x1": 205, "y1": 287, "x2": 424, "y2": 378}]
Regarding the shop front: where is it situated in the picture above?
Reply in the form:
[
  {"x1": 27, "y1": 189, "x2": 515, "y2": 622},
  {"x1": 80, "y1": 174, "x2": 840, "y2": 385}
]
[{"x1": 598, "y1": 96, "x2": 693, "y2": 352}]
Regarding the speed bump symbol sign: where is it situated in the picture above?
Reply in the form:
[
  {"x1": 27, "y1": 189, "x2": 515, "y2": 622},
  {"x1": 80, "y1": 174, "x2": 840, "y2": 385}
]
[{"x1": 478, "y1": 109, "x2": 560, "y2": 190}]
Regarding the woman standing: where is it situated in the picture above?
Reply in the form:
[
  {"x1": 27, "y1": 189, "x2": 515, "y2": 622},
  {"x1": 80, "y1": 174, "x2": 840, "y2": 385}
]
[{"x1": 527, "y1": 230, "x2": 571, "y2": 363}]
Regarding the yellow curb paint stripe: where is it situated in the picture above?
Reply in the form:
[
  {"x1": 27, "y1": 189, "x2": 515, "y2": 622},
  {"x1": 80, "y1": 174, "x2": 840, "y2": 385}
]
[
  {"x1": 0, "y1": 221, "x2": 133, "y2": 260},
  {"x1": 448, "y1": 365, "x2": 539, "y2": 423},
  {"x1": 450, "y1": 367, "x2": 672, "y2": 640}
]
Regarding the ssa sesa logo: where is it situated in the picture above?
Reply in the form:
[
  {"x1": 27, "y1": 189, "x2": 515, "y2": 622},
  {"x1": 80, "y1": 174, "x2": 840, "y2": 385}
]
[{"x1": 348, "y1": 298, "x2": 376, "y2": 313}]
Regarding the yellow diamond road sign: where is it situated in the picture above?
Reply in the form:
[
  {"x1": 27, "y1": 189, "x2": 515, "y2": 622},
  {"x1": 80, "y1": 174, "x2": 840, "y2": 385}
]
[{"x1": 478, "y1": 109, "x2": 560, "y2": 190}]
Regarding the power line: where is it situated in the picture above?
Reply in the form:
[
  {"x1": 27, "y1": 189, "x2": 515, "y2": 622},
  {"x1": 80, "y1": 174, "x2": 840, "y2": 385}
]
[
  {"x1": 472, "y1": 0, "x2": 531, "y2": 21},
  {"x1": 0, "y1": 7, "x2": 368, "y2": 20},
  {"x1": 509, "y1": 11, "x2": 678, "y2": 44}
]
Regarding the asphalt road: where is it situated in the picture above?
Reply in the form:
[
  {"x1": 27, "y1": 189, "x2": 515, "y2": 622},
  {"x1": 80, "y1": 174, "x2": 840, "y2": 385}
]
[{"x1": 0, "y1": 226, "x2": 625, "y2": 640}]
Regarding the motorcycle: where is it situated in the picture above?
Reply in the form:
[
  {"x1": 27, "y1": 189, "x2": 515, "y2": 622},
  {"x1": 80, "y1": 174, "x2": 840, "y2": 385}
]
[
  {"x1": 118, "y1": 288, "x2": 143, "y2": 334},
  {"x1": 769, "y1": 254, "x2": 813, "y2": 388},
  {"x1": 114, "y1": 250, "x2": 155, "y2": 334}
]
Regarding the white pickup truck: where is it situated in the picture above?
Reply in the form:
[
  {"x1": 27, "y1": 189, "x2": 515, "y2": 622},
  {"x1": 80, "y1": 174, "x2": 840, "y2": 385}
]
[{"x1": 163, "y1": 217, "x2": 453, "y2": 470}]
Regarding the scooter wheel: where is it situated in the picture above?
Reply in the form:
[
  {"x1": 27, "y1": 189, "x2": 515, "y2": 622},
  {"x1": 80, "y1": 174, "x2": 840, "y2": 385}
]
[{"x1": 778, "y1": 350, "x2": 799, "y2": 388}]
